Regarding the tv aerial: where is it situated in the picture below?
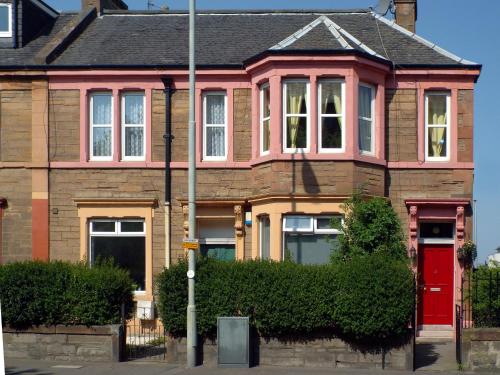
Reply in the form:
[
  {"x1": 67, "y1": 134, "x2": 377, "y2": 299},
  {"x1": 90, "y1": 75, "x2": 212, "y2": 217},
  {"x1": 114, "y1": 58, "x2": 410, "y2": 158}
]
[{"x1": 373, "y1": 0, "x2": 395, "y2": 16}]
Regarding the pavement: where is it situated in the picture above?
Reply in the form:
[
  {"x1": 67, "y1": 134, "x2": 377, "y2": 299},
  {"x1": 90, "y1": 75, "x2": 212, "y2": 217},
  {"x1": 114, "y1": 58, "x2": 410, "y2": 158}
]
[{"x1": 5, "y1": 358, "x2": 471, "y2": 375}]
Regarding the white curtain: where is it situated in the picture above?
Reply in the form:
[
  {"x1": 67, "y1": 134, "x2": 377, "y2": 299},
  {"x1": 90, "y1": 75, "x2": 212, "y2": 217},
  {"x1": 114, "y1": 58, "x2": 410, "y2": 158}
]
[
  {"x1": 358, "y1": 86, "x2": 372, "y2": 152},
  {"x1": 287, "y1": 83, "x2": 306, "y2": 148},
  {"x1": 92, "y1": 94, "x2": 112, "y2": 157},
  {"x1": 206, "y1": 95, "x2": 225, "y2": 156},
  {"x1": 428, "y1": 95, "x2": 447, "y2": 157},
  {"x1": 124, "y1": 95, "x2": 144, "y2": 157}
]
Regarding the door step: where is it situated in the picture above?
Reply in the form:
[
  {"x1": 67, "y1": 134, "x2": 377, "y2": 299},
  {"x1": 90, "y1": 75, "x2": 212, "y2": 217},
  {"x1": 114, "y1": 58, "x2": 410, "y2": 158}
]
[{"x1": 417, "y1": 328, "x2": 453, "y2": 340}]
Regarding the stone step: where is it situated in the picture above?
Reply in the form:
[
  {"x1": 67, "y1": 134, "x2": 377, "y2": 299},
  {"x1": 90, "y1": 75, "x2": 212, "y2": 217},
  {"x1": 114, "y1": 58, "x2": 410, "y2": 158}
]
[{"x1": 417, "y1": 330, "x2": 454, "y2": 339}]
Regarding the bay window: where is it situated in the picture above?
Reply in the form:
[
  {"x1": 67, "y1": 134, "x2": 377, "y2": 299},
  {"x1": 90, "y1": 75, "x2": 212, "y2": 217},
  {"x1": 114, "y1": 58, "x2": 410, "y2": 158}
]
[
  {"x1": 283, "y1": 80, "x2": 309, "y2": 152},
  {"x1": 260, "y1": 84, "x2": 271, "y2": 155},
  {"x1": 425, "y1": 92, "x2": 450, "y2": 161},
  {"x1": 283, "y1": 215, "x2": 341, "y2": 265},
  {"x1": 203, "y1": 92, "x2": 227, "y2": 160},
  {"x1": 358, "y1": 84, "x2": 375, "y2": 155},
  {"x1": 121, "y1": 92, "x2": 145, "y2": 160},
  {"x1": 318, "y1": 80, "x2": 345, "y2": 152},
  {"x1": 259, "y1": 215, "x2": 271, "y2": 260},
  {"x1": 89, "y1": 219, "x2": 146, "y2": 293},
  {"x1": 90, "y1": 92, "x2": 113, "y2": 161}
]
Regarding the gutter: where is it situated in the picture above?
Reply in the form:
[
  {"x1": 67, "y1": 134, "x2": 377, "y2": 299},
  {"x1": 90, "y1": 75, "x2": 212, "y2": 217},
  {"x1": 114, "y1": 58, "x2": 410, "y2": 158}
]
[
  {"x1": 161, "y1": 77, "x2": 174, "y2": 268},
  {"x1": 13, "y1": 0, "x2": 18, "y2": 48}
]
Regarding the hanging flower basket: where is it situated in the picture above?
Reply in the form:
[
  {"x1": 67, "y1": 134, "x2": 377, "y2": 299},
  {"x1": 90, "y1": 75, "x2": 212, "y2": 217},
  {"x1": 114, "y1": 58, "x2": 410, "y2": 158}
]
[{"x1": 458, "y1": 240, "x2": 477, "y2": 264}]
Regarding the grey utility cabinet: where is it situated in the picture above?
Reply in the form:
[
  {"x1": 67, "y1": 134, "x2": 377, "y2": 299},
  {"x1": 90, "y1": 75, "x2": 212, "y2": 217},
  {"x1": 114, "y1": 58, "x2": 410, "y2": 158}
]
[{"x1": 217, "y1": 317, "x2": 250, "y2": 368}]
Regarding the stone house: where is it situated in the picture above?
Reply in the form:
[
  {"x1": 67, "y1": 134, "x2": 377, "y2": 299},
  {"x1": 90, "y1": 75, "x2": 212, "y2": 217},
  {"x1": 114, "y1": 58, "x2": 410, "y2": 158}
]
[{"x1": 0, "y1": 0, "x2": 480, "y2": 338}]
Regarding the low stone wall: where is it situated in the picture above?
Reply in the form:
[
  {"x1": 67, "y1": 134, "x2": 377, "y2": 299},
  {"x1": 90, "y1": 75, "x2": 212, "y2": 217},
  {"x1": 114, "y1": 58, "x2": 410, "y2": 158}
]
[
  {"x1": 463, "y1": 328, "x2": 500, "y2": 371},
  {"x1": 167, "y1": 336, "x2": 413, "y2": 370},
  {"x1": 3, "y1": 325, "x2": 123, "y2": 362}
]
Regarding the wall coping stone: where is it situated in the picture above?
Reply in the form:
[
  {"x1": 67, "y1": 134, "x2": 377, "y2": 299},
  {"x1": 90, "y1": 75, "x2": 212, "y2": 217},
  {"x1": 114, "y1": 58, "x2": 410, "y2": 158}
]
[
  {"x1": 3, "y1": 324, "x2": 120, "y2": 336},
  {"x1": 463, "y1": 328, "x2": 500, "y2": 342}
]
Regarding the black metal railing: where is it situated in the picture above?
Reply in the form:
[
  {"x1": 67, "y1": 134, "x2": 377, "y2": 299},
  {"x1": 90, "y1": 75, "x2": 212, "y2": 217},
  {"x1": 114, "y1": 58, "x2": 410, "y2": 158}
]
[
  {"x1": 455, "y1": 304, "x2": 462, "y2": 365},
  {"x1": 122, "y1": 306, "x2": 167, "y2": 361},
  {"x1": 462, "y1": 268, "x2": 500, "y2": 329}
]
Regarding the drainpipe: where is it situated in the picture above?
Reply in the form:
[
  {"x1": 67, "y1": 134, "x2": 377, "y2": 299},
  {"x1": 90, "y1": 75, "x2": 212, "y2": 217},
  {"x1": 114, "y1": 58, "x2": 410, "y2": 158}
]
[
  {"x1": 161, "y1": 77, "x2": 174, "y2": 268},
  {"x1": 13, "y1": 0, "x2": 18, "y2": 48}
]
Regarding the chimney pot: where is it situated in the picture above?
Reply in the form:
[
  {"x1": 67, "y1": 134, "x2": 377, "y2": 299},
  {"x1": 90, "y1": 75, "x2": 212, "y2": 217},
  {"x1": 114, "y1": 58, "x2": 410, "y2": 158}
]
[{"x1": 394, "y1": 0, "x2": 417, "y2": 33}]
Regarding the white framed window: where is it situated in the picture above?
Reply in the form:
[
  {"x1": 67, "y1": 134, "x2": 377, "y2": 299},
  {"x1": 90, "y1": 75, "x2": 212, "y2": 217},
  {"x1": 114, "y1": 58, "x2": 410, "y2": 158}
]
[
  {"x1": 318, "y1": 80, "x2": 345, "y2": 152},
  {"x1": 0, "y1": 3, "x2": 12, "y2": 38},
  {"x1": 282, "y1": 215, "x2": 342, "y2": 265},
  {"x1": 260, "y1": 84, "x2": 271, "y2": 155},
  {"x1": 358, "y1": 83, "x2": 375, "y2": 155},
  {"x1": 283, "y1": 80, "x2": 310, "y2": 152},
  {"x1": 425, "y1": 91, "x2": 451, "y2": 161},
  {"x1": 90, "y1": 92, "x2": 113, "y2": 161},
  {"x1": 89, "y1": 219, "x2": 146, "y2": 293},
  {"x1": 259, "y1": 215, "x2": 271, "y2": 260},
  {"x1": 121, "y1": 92, "x2": 146, "y2": 161},
  {"x1": 203, "y1": 91, "x2": 227, "y2": 161}
]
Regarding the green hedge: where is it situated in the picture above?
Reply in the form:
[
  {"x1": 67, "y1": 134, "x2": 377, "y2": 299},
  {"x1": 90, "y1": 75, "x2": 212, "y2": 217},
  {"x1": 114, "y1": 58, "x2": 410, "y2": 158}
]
[
  {"x1": 0, "y1": 261, "x2": 134, "y2": 328},
  {"x1": 472, "y1": 266, "x2": 500, "y2": 327},
  {"x1": 157, "y1": 254, "x2": 415, "y2": 341}
]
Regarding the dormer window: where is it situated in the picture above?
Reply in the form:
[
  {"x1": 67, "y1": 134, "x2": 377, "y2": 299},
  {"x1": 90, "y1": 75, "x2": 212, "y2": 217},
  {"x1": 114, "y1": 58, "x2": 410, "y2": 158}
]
[{"x1": 0, "y1": 3, "x2": 12, "y2": 38}]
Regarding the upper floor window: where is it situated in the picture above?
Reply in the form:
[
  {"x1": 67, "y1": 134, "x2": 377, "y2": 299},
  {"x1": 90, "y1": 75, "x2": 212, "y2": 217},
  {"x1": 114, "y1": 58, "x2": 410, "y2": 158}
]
[
  {"x1": 90, "y1": 92, "x2": 113, "y2": 161},
  {"x1": 203, "y1": 91, "x2": 227, "y2": 161},
  {"x1": 358, "y1": 84, "x2": 375, "y2": 155},
  {"x1": 283, "y1": 80, "x2": 309, "y2": 152},
  {"x1": 260, "y1": 84, "x2": 270, "y2": 155},
  {"x1": 318, "y1": 80, "x2": 345, "y2": 152},
  {"x1": 425, "y1": 92, "x2": 450, "y2": 161},
  {"x1": 121, "y1": 92, "x2": 145, "y2": 161},
  {"x1": 0, "y1": 3, "x2": 12, "y2": 38}
]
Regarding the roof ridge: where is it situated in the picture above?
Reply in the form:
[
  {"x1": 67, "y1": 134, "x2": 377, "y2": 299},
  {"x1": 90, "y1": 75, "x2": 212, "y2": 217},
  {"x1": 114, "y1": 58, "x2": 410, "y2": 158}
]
[
  {"x1": 371, "y1": 12, "x2": 477, "y2": 65},
  {"x1": 102, "y1": 9, "x2": 371, "y2": 16}
]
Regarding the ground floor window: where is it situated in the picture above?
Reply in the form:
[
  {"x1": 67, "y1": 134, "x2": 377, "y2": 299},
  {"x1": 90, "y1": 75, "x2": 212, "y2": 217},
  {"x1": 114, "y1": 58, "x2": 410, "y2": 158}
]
[
  {"x1": 89, "y1": 219, "x2": 146, "y2": 292},
  {"x1": 199, "y1": 219, "x2": 235, "y2": 261},
  {"x1": 282, "y1": 215, "x2": 341, "y2": 265},
  {"x1": 259, "y1": 215, "x2": 271, "y2": 260}
]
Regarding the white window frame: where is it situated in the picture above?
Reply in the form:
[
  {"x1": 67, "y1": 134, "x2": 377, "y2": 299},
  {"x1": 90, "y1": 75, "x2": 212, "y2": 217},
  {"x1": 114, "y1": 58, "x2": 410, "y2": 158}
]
[
  {"x1": 260, "y1": 83, "x2": 271, "y2": 156},
  {"x1": 318, "y1": 79, "x2": 346, "y2": 153},
  {"x1": 358, "y1": 83, "x2": 376, "y2": 156},
  {"x1": 259, "y1": 215, "x2": 271, "y2": 259},
  {"x1": 425, "y1": 91, "x2": 451, "y2": 162},
  {"x1": 283, "y1": 80, "x2": 310, "y2": 153},
  {"x1": 89, "y1": 219, "x2": 146, "y2": 294},
  {"x1": 121, "y1": 92, "x2": 146, "y2": 161},
  {"x1": 89, "y1": 92, "x2": 114, "y2": 161},
  {"x1": 202, "y1": 91, "x2": 228, "y2": 161},
  {"x1": 0, "y1": 3, "x2": 12, "y2": 38}
]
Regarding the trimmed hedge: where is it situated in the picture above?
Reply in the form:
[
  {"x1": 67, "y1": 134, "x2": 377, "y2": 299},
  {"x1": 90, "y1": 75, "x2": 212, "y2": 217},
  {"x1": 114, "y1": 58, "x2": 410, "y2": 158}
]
[
  {"x1": 0, "y1": 261, "x2": 134, "y2": 328},
  {"x1": 157, "y1": 254, "x2": 415, "y2": 341}
]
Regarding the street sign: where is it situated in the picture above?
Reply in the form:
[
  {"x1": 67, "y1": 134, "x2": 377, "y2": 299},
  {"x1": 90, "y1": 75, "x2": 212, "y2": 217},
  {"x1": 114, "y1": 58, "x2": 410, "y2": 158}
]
[{"x1": 183, "y1": 238, "x2": 199, "y2": 251}]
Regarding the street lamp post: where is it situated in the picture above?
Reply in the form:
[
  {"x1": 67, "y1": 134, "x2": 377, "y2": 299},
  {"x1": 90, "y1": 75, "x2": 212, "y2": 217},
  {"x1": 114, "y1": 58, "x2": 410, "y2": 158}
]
[{"x1": 186, "y1": 0, "x2": 197, "y2": 368}]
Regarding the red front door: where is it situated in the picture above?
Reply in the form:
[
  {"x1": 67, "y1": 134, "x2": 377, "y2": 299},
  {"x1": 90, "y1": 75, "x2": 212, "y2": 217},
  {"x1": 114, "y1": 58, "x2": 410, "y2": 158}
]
[{"x1": 418, "y1": 244, "x2": 454, "y2": 325}]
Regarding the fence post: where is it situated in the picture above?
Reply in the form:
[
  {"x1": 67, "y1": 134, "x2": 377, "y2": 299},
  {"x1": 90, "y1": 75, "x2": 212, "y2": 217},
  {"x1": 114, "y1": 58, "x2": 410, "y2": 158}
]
[{"x1": 0, "y1": 302, "x2": 5, "y2": 375}]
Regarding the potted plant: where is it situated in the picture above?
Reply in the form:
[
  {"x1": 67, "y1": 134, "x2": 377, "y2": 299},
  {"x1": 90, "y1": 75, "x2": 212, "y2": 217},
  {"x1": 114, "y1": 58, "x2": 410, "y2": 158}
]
[{"x1": 458, "y1": 240, "x2": 477, "y2": 264}]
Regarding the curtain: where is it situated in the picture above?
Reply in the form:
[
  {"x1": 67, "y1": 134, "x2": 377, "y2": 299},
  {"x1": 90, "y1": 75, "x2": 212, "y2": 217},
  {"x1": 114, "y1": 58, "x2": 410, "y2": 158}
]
[
  {"x1": 125, "y1": 127, "x2": 144, "y2": 157},
  {"x1": 93, "y1": 127, "x2": 111, "y2": 157},
  {"x1": 124, "y1": 94, "x2": 144, "y2": 157},
  {"x1": 429, "y1": 128, "x2": 446, "y2": 157},
  {"x1": 92, "y1": 94, "x2": 112, "y2": 157},
  {"x1": 93, "y1": 94, "x2": 111, "y2": 125},
  {"x1": 321, "y1": 83, "x2": 342, "y2": 148},
  {"x1": 287, "y1": 83, "x2": 306, "y2": 148},
  {"x1": 125, "y1": 95, "x2": 144, "y2": 124},
  {"x1": 428, "y1": 95, "x2": 447, "y2": 157},
  {"x1": 358, "y1": 86, "x2": 372, "y2": 152},
  {"x1": 206, "y1": 95, "x2": 225, "y2": 156}
]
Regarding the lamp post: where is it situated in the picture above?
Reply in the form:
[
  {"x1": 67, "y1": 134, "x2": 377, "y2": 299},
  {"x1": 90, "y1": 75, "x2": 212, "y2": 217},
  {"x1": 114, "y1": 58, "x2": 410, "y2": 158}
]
[{"x1": 186, "y1": 0, "x2": 197, "y2": 368}]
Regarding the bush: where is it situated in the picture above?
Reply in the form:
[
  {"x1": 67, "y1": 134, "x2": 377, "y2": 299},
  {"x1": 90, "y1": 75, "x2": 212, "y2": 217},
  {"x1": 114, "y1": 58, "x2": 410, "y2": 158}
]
[
  {"x1": 472, "y1": 265, "x2": 500, "y2": 327},
  {"x1": 331, "y1": 194, "x2": 407, "y2": 261},
  {"x1": 157, "y1": 255, "x2": 414, "y2": 341},
  {"x1": 0, "y1": 261, "x2": 134, "y2": 328}
]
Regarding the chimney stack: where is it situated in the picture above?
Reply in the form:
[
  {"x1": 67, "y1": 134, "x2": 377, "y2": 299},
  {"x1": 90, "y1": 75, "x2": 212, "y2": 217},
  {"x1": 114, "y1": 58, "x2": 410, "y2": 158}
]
[
  {"x1": 394, "y1": 0, "x2": 417, "y2": 33},
  {"x1": 82, "y1": 0, "x2": 128, "y2": 13}
]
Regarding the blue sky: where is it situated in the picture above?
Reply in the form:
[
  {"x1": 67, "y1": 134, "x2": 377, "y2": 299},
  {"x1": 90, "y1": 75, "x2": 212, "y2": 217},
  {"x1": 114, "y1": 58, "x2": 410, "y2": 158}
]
[{"x1": 45, "y1": 1, "x2": 500, "y2": 262}]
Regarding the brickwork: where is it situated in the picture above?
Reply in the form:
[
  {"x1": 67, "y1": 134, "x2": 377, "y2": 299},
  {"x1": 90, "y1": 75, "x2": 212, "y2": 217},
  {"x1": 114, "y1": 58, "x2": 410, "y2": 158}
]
[
  {"x1": 458, "y1": 89, "x2": 474, "y2": 163},
  {"x1": 49, "y1": 90, "x2": 80, "y2": 162},
  {"x1": 48, "y1": 169, "x2": 166, "y2": 275},
  {"x1": 233, "y1": 88, "x2": 252, "y2": 161},
  {"x1": 385, "y1": 89, "x2": 418, "y2": 162},
  {"x1": 251, "y1": 161, "x2": 385, "y2": 197},
  {"x1": 151, "y1": 89, "x2": 165, "y2": 162},
  {"x1": 171, "y1": 90, "x2": 188, "y2": 162},
  {"x1": 0, "y1": 169, "x2": 32, "y2": 263},
  {"x1": 387, "y1": 169, "x2": 474, "y2": 228},
  {"x1": 0, "y1": 90, "x2": 32, "y2": 162}
]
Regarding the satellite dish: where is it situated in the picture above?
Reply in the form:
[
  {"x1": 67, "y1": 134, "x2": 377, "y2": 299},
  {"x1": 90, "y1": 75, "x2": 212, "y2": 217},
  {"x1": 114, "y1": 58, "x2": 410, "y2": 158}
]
[{"x1": 373, "y1": 0, "x2": 394, "y2": 16}]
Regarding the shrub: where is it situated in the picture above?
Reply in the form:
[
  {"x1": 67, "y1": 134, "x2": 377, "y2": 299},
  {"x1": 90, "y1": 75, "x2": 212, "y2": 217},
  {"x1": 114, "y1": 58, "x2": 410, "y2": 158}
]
[
  {"x1": 0, "y1": 261, "x2": 134, "y2": 328},
  {"x1": 331, "y1": 194, "x2": 407, "y2": 261},
  {"x1": 157, "y1": 255, "x2": 414, "y2": 341},
  {"x1": 472, "y1": 265, "x2": 500, "y2": 327}
]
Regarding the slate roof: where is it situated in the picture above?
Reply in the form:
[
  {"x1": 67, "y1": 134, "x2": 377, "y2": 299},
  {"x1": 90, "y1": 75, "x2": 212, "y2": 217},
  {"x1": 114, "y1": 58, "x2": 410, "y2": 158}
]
[{"x1": 0, "y1": 9, "x2": 479, "y2": 69}]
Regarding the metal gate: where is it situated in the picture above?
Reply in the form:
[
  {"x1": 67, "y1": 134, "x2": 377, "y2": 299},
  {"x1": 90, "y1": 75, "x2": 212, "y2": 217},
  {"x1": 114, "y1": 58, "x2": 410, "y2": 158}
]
[{"x1": 123, "y1": 306, "x2": 167, "y2": 361}]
